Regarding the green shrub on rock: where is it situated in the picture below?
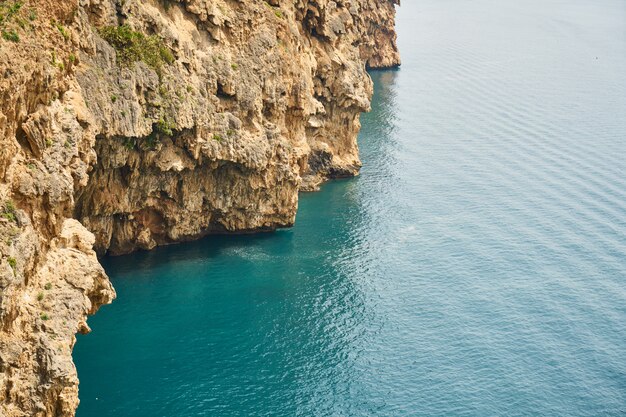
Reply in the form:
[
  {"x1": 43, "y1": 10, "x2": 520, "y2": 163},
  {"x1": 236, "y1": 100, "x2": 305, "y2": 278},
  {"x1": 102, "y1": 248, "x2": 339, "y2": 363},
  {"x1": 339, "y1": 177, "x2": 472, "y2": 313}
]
[{"x1": 99, "y1": 25, "x2": 174, "y2": 71}]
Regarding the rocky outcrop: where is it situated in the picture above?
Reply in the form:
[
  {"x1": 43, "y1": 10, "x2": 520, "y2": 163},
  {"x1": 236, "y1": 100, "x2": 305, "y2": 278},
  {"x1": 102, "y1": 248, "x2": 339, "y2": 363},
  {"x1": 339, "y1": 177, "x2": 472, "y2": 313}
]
[
  {"x1": 0, "y1": 0, "x2": 399, "y2": 415},
  {"x1": 74, "y1": 0, "x2": 401, "y2": 255}
]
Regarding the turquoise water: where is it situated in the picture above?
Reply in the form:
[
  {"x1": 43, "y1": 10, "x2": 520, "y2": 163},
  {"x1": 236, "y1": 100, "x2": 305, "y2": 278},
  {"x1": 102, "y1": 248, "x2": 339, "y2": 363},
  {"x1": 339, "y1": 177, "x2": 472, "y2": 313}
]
[{"x1": 74, "y1": 0, "x2": 626, "y2": 415}]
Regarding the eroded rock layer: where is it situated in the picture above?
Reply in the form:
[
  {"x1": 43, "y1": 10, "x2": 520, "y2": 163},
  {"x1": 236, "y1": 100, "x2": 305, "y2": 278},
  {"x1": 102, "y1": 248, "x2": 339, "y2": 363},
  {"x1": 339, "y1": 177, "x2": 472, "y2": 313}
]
[{"x1": 0, "y1": 0, "x2": 399, "y2": 415}]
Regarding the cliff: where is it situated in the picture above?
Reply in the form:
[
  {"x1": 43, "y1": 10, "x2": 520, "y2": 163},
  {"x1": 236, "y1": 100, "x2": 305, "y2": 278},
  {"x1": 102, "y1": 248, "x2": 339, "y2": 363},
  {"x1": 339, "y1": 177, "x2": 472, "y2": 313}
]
[{"x1": 0, "y1": 0, "x2": 399, "y2": 415}]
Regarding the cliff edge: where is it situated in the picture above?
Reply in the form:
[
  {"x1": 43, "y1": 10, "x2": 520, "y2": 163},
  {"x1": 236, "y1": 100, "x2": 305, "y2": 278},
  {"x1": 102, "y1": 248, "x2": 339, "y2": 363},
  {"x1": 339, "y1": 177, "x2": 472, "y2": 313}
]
[{"x1": 0, "y1": 0, "x2": 399, "y2": 415}]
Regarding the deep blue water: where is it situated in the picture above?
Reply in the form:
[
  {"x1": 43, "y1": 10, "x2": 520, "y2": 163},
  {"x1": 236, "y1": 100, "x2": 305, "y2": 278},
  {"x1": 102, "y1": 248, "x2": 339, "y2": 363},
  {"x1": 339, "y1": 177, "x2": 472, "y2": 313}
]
[{"x1": 73, "y1": 0, "x2": 626, "y2": 415}]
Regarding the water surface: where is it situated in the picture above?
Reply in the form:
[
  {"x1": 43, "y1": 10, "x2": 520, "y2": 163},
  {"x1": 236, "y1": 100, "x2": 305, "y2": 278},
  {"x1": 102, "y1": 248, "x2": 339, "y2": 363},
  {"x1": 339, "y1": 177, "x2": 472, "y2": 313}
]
[{"x1": 74, "y1": 0, "x2": 626, "y2": 415}]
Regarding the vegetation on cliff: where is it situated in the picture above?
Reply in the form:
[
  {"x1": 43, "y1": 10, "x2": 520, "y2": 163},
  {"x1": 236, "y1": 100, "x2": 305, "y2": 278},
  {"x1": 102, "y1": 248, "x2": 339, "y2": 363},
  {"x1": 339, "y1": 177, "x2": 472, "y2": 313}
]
[{"x1": 99, "y1": 25, "x2": 174, "y2": 71}]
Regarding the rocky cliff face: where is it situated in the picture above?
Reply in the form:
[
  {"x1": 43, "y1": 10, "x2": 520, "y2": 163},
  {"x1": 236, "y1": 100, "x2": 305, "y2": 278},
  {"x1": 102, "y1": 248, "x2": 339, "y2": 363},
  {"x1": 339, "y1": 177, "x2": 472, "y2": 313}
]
[{"x1": 0, "y1": 0, "x2": 399, "y2": 415}]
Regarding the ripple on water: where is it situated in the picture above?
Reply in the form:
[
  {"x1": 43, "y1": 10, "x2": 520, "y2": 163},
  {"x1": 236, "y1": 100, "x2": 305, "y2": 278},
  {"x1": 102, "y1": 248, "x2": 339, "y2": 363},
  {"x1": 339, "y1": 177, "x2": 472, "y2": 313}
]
[{"x1": 74, "y1": 0, "x2": 626, "y2": 416}]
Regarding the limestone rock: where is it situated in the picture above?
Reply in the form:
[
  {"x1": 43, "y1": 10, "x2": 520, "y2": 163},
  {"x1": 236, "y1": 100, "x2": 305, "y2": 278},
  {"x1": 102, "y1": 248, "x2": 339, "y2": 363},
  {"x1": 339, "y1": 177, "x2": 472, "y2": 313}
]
[{"x1": 0, "y1": 0, "x2": 399, "y2": 415}]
